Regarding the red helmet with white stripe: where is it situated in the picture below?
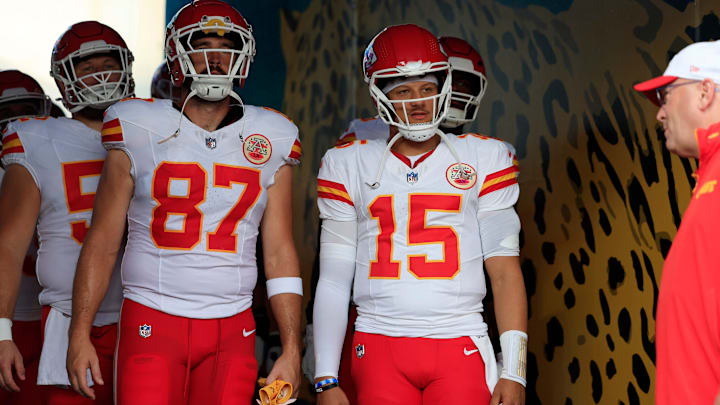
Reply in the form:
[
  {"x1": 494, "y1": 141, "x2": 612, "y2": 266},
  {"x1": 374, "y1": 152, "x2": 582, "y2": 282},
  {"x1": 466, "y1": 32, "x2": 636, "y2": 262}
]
[
  {"x1": 439, "y1": 36, "x2": 487, "y2": 128},
  {"x1": 363, "y1": 24, "x2": 452, "y2": 142},
  {"x1": 51, "y1": 21, "x2": 134, "y2": 112},
  {"x1": 165, "y1": 0, "x2": 255, "y2": 102},
  {"x1": 0, "y1": 70, "x2": 52, "y2": 130}
]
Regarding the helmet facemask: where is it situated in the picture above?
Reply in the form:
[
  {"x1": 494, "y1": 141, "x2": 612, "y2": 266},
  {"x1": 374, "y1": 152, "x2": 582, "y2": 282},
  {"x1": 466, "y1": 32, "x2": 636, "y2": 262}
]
[
  {"x1": 443, "y1": 62, "x2": 487, "y2": 129},
  {"x1": 368, "y1": 61, "x2": 452, "y2": 142},
  {"x1": 167, "y1": 15, "x2": 255, "y2": 102},
  {"x1": 51, "y1": 43, "x2": 134, "y2": 113},
  {"x1": 0, "y1": 92, "x2": 52, "y2": 130}
]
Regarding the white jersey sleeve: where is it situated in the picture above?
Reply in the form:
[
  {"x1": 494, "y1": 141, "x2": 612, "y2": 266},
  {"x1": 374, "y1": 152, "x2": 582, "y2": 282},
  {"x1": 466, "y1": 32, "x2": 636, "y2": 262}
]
[
  {"x1": 317, "y1": 145, "x2": 357, "y2": 222},
  {"x1": 477, "y1": 140, "x2": 519, "y2": 212}
]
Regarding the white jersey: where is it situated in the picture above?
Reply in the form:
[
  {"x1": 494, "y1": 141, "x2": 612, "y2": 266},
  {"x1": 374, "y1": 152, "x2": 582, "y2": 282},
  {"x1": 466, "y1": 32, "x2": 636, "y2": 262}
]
[
  {"x1": 102, "y1": 98, "x2": 301, "y2": 319},
  {"x1": 0, "y1": 167, "x2": 42, "y2": 321},
  {"x1": 338, "y1": 117, "x2": 519, "y2": 164},
  {"x1": 317, "y1": 134, "x2": 519, "y2": 338},
  {"x1": 1, "y1": 117, "x2": 123, "y2": 325}
]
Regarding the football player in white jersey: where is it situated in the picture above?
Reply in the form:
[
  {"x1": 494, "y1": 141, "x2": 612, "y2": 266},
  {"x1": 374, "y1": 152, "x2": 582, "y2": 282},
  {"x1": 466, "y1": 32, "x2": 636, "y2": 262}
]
[
  {"x1": 313, "y1": 25, "x2": 527, "y2": 405},
  {"x1": 0, "y1": 22, "x2": 133, "y2": 405},
  {"x1": 66, "y1": 1, "x2": 303, "y2": 404},
  {"x1": 0, "y1": 69, "x2": 51, "y2": 404},
  {"x1": 336, "y1": 36, "x2": 517, "y2": 161}
]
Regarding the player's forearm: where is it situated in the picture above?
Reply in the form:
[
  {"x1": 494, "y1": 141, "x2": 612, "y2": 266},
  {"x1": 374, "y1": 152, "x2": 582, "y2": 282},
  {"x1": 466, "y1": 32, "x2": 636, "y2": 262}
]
[
  {"x1": 0, "y1": 253, "x2": 23, "y2": 318},
  {"x1": 69, "y1": 233, "x2": 119, "y2": 339},
  {"x1": 486, "y1": 256, "x2": 527, "y2": 333},
  {"x1": 269, "y1": 292, "x2": 302, "y2": 357}
]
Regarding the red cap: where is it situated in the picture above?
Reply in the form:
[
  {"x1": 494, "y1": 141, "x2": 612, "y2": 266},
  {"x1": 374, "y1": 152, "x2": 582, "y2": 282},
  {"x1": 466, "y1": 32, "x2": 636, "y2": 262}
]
[{"x1": 633, "y1": 75, "x2": 677, "y2": 106}]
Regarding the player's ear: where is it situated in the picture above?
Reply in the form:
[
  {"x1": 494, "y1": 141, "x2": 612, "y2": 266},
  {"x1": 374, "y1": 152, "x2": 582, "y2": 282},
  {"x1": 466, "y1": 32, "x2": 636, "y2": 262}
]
[{"x1": 699, "y1": 78, "x2": 717, "y2": 111}]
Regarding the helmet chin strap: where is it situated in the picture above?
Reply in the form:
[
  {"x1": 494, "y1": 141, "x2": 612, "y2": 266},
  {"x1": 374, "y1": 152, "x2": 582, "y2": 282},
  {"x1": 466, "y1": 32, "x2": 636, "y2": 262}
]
[
  {"x1": 190, "y1": 78, "x2": 232, "y2": 102},
  {"x1": 158, "y1": 85, "x2": 246, "y2": 145},
  {"x1": 365, "y1": 128, "x2": 473, "y2": 189}
]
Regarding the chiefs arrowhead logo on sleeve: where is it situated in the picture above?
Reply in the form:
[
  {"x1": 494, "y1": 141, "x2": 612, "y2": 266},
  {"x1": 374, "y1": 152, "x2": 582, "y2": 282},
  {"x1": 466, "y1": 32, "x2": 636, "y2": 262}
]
[
  {"x1": 479, "y1": 166, "x2": 519, "y2": 197},
  {"x1": 1, "y1": 132, "x2": 24, "y2": 158},
  {"x1": 101, "y1": 118, "x2": 124, "y2": 144},
  {"x1": 243, "y1": 134, "x2": 272, "y2": 165}
]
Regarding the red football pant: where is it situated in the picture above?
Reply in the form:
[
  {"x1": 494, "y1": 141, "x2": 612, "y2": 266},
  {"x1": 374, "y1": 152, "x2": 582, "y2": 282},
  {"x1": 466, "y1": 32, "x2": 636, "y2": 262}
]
[
  {"x1": 41, "y1": 306, "x2": 117, "y2": 405},
  {"x1": 0, "y1": 319, "x2": 45, "y2": 405},
  {"x1": 351, "y1": 332, "x2": 492, "y2": 405},
  {"x1": 338, "y1": 305, "x2": 357, "y2": 405},
  {"x1": 115, "y1": 299, "x2": 257, "y2": 405}
]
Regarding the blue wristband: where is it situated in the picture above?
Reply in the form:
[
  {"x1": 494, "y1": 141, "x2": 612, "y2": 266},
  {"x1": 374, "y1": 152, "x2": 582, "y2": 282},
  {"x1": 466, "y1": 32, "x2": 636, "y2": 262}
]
[{"x1": 315, "y1": 377, "x2": 339, "y2": 389}]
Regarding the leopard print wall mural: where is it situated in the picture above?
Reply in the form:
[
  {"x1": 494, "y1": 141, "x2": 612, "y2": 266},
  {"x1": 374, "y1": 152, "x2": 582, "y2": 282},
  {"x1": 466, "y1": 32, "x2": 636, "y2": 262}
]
[{"x1": 278, "y1": 1, "x2": 720, "y2": 403}]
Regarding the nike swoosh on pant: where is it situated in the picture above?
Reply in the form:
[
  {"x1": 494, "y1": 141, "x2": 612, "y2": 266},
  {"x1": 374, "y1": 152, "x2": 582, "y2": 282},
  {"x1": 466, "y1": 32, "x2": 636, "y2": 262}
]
[
  {"x1": 464, "y1": 348, "x2": 479, "y2": 356},
  {"x1": 243, "y1": 329, "x2": 256, "y2": 337}
]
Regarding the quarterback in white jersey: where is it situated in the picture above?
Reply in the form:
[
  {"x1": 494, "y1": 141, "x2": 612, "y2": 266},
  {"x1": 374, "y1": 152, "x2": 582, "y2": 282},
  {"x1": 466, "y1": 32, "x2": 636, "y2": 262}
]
[
  {"x1": 313, "y1": 25, "x2": 527, "y2": 405},
  {"x1": 67, "y1": 2, "x2": 304, "y2": 404}
]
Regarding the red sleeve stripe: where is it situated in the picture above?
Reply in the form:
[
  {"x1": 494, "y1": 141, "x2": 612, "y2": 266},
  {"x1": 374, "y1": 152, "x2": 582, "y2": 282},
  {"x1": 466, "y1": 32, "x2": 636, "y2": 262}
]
[
  {"x1": 479, "y1": 177, "x2": 518, "y2": 197},
  {"x1": 1, "y1": 146, "x2": 24, "y2": 158},
  {"x1": 483, "y1": 165, "x2": 519, "y2": 183},
  {"x1": 336, "y1": 132, "x2": 356, "y2": 146},
  {"x1": 101, "y1": 118, "x2": 123, "y2": 143},
  {"x1": 1, "y1": 132, "x2": 24, "y2": 157},
  {"x1": 2, "y1": 133, "x2": 19, "y2": 145},
  {"x1": 317, "y1": 179, "x2": 353, "y2": 206},
  {"x1": 289, "y1": 139, "x2": 302, "y2": 159}
]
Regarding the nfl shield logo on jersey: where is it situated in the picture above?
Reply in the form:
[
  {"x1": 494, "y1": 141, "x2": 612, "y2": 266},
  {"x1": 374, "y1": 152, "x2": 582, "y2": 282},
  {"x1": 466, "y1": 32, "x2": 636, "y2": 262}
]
[
  {"x1": 205, "y1": 137, "x2": 217, "y2": 149},
  {"x1": 355, "y1": 344, "x2": 365, "y2": 359},
  {"x1": 139, "y1": 324, "x2": 151, "y2": 339},
  {"x1": 407, "y1": 171, "x2": 418, "y2": 184}
]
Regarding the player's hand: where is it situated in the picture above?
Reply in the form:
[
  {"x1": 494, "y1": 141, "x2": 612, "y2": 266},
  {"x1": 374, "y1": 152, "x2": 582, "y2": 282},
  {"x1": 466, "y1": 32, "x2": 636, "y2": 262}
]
[
  {"x1": 490, "y1": 378, "x2": 525, "y2": 405},
  {"x1": 66, "y1": 335, "x2": 104, "y2": 400},
  {"x1": 266, "y1": 352, "x2": 301, "y2": 398},
  {"x1": 0, "y1": 340, "x2": 24, "y2": 392},
  {"x1": 317, "y1": 386, "x2": 349, "y2": 405}
]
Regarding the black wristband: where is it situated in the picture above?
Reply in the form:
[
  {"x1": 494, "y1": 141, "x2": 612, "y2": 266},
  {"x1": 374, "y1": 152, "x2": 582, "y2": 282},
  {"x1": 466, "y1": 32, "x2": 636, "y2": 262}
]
[{"x1": 315, "y1": 382, "x2": 339, "y2": 393}]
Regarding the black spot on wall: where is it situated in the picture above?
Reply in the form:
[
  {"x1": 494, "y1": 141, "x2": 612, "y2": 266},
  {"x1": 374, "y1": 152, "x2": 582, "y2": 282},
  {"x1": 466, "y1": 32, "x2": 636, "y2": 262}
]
[
  {"x1": 590, "y1": 360, "x2": 602, "y2": 403},
  {"x1": 632, "y1": 354, "x2": 650, "y2": 393},
  {"x1": 534, "y1": 189, "x2": 546, "y2": 234},
  {"x1": 561, "y1": 204, "x2": 571, "y2": 222},
  {"x1": 532, "y1": 30, "x2": 557, "y2": 64},
  {"x1": 586, "y1": 313, "x2": 599, "y2": 337},
  {"x1": 599, "y1": 209, "x2": 611, "y2": 235},
  {"x1": 513, "y1": 60, "x2": 532, "y2": 104},
  {"x1": 540, "y1": 137, "x2": 552, "y2": 192},
  {"x1": 618, "y1": 308, "x2": 631, "y2": 342},
  {"x1": 685, "y1": 11, "x2": 720, "y2": 42},
  {"x1": 590, "y1": 181, "x2": 600, "y2": 202},
  {"x1": 515, "y1": 114, "x2": 529, "y2": 159},
  {"x1": 627, "y1": 382, "x2": 640, "y2": 405},
  {"x1": 542, "y1": 242, "x2": 556, "y2": 264},
  {"x1": 584, "y1": 84, "x2": 618, "y2": 145},
  {"x1": 490, "y1": 100, "x2": 505, "y2": 139},
  {"x1": 481, "y1": 5, "x2": 494, "y2": 25},
  {"x1": 554, "y1": 272, "x2": 563, "y2": 290},
  {"x1": 436, "y1": 0, "x2": 455, "y2": 22},
  {"x1": 604, "y1": 73, "x2": 635, "y2": 158},
  {"x1": 568, "y1": 357, "x2": 580, "y2": 383},
  {"x1": 580, "y1": 208, "x2": 595, "y2": 253},
  {"x1": 545, "y1": 317, "x2": 564, "y2": 361},
  {"x1": 659, "y1": 236, "x2": 673, "y2": 259},
  {"x1": 527, "y1": 39, "x2": 539, "y2": 70},
  {"x1": 606, "y1": 358, "x2": 616, "y2": 379},
  {"x1": 633, "y1": 0, "x2": 662, "y2": 43},
  {"x1": 642, "y1": 252, "x2": 659, "y2": 317},
  {"x1": 551, "y1": 19, "x2": 579, "y2": 53},
  {"x1": 606, "y1": 334, "x2": 615, "y2": 351},
  {"x1": 628, "y1": 176, "x2": 656, "y2": 236},
  {"x1": 570, "y1": 253, "x2": 585, "y2": 285},
  {"x1": 526, "y1": 351, "x2": 541, "y2": 405},
  {"x1": 502, "y1": 31, "x2": 516, "y2": 50},
  {"x1": 543, "y1": 80, "x2": 569, "y2": 138},
  {"x1": 567, "y1": 114, "x2": 579, "y2": 148},
  {"x1": 662, "y1": 0, "x2": 690, "y2": 11},
  {"x1": 486, "y1": 36, "x2": 508, "y2": 91},
  {"x1": 584, "y1": 114, "x2": 626, "y2": 203},
  {"x1": 567, "y1": 159, "x2": 581, "y2": 191},
  {"x1": 640, "y1": 308, "x2": 655, "y2": 363},
  {"x1": 521, "y1": 259, "x2": 537, "y2": 300},
  {"x1": 513, "y1": 21, "x2": 525, "y2": 39},
  {"x1": 599, "y1": 289, "x2": 610, "y2": 325},
  {"x1": 608, "y1": 257, "x2": 625, "y2": 291},
  {"x1": 631, "y1": 251, "x2": 644, "y2": 292},
  {"x1": 564, "y1": 288, "x2": 575, "y2": 309}
]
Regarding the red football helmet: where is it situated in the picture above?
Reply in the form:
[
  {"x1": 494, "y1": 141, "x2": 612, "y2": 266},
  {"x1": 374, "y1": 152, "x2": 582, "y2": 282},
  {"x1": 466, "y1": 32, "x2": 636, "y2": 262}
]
[
  {"x1": 166, "y1": 0, "x2": 255, "y2": 102},
  {"x1": 363, "y1": 24, "x2": 452, "y2": 142},
  {"x1": 439, "y1": 36, "x2": 487, "y2": 128},
  {"x1": 0, "y1": 70, "x2": 52, "y2": 130},
  {"x1": 151, "y1": 62, "x2": 173, "y2": 100},
  {"x1": 51, "y1": 21, "x2": 134, "y2": 112}
]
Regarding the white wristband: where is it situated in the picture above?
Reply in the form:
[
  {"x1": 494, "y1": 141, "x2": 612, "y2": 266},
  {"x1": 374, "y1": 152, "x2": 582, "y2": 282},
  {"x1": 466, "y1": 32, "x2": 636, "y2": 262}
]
[
  {"x1": 0, "y1": 318, "x2": 12, "y2": 342},
  {"x1": 500, "y1": 330, "x2": 527, "y2": 387},
  {"x1": 266, "y1": 277, "x2": 303, "y2": 299}
]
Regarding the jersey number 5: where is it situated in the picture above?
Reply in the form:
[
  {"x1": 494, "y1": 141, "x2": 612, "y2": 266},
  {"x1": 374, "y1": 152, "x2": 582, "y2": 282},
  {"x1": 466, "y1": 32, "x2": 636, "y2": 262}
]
[
  {"x1": 368, "y1": 194, "x2": 461, "y2": 279},
  {"x1": 151, "y1": 162, "x2": 261, "y2": 252},
  {"x1": 62, "y1": 160, "x2": 105, "y2": 244}
]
